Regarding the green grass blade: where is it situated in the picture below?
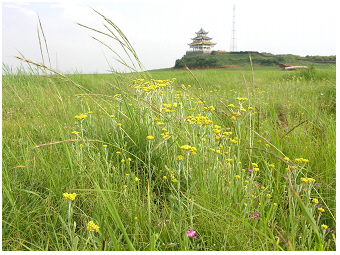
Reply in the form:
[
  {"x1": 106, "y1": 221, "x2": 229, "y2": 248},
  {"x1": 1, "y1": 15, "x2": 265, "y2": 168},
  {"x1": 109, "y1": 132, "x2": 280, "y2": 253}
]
[
  {"x1": 294, "y1": 191, "x2": 323, "y2": 251},
  {"x1": 94, "y1": 183, "x2": 135, "y2": 251}
]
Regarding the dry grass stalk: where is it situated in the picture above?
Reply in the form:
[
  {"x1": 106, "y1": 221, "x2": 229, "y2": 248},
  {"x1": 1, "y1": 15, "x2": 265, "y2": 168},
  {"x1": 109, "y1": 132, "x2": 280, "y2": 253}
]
[{"x1": 33, "y1": 139, "x2": 102, "y2": 149}]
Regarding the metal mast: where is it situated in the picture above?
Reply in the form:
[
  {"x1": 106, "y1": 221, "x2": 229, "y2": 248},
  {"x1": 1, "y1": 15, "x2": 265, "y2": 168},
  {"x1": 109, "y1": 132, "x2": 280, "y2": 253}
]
[{"x1": 230, "y1": 4, "x2": 237, "y2": 52}]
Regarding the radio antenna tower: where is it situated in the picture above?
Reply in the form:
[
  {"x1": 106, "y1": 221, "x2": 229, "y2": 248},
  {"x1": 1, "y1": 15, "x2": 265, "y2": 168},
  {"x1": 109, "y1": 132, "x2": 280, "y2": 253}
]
[{"x1": 230, "y1": 4, "x2": 237, "y2": 52}]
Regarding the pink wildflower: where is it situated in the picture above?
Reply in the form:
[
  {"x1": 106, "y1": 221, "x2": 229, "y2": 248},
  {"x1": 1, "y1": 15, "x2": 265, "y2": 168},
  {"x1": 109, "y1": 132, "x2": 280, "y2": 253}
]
[
  {"x1": 186, "y1": 229, "x2": 197, "y2": 239},
  {"x1": 327, "y1": 228, "x2": 334, "y2": 233},
  {"x1": 250, "y1": 212, "x2": 260, "y2": 218}
]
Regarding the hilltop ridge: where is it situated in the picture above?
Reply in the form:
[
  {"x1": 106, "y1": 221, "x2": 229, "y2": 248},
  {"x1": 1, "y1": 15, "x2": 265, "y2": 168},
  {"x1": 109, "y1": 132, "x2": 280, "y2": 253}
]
[{"x1": 174, "y1": 51, "x2": 336, "y2": 69}]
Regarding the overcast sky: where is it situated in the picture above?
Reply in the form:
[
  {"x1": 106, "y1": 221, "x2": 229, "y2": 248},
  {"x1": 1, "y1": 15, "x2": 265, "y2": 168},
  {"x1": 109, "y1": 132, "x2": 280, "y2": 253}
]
[{"x1": 2, "y1": 0, "x2": 337, "y2": 74}]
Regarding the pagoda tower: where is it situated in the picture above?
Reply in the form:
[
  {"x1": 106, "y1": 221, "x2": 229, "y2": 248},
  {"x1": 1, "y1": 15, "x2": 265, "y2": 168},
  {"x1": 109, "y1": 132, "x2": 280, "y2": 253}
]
[{"x1": 185, "y1": 28, "x2": 216, "y2": 57}]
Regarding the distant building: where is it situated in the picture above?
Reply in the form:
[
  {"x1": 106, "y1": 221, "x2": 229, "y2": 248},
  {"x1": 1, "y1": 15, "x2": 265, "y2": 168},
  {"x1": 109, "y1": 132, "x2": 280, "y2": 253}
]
[{"x1": 184, "y1": 28, "x2": 216, "y2": 57}]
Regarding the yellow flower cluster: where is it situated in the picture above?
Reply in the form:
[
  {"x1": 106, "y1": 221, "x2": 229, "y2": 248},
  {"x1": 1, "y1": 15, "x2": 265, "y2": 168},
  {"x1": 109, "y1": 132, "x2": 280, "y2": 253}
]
[
  {"x1": 180, "y1": 145, "x2": 197, "y2": 155},
  {"x1": 209, "y1": 148, "x2": 222, "y2": 154},
  {"x1": 169, "y1": 169, "x2": 178, "y2": 183},
  {"x1": 187, "y1": 114, "x2": 213, "y2": 126},
  {"x1": 87, "y1": 221, "x2": 100, "y2": 232},
  {"x1": 63, "y1": 192, "x2": 77, "y2": 201},
  {"x1": 132, "y1": 78, "x2": 175, "y2": 93},
  {"x1": 295, "y1": 158, "x2": 309, "y2": 163},
  {"x1": 312, "y1": 198, "x2": 319, "y2": 204},
  {"x1": 252, "y1": 163, "x2": 260, "y2": 172},
  {"x1": 74, "y1": 114, "x2": 87, "y2": 120},
  {"x1": 161, "y1": 132, "x2": 170, "y2": 139},
  {"x1": 230, "y1": 137, "x2": 238, "y2": 144},
  {"x1": 177, "y1": 155, "x2": 185, "y2": 161},
  {"x1": 212, "y1": 125, "x2": 222, "y2": 134},
  {"x1": 203, "y1": 106, "x2": 215, "y2": 112},
  {"x1": 195, "y1": 100, "x2": 205, "y2": 105},
  {"x1": 162, "y1": 103, "x2": 177, "y2": 113},
  {"x1": 236, "y1": 97, "x2": 248, "y2": 102},
  {"x1": 301, "y1": 177, "x2": 315, "y2": 183}
]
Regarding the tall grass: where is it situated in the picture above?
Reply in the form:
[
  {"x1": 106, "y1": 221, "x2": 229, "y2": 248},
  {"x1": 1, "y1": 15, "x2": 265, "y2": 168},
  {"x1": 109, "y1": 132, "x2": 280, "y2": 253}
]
[{"x1": 2, "y1": 10, "x2": 336, "y2": 251}]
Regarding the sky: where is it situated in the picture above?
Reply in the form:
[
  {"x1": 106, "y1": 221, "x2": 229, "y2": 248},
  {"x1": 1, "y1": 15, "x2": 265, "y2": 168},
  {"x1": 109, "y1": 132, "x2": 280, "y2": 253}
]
[{"x1": 2, "y1": 0, "x2": 337, "y2": 74}]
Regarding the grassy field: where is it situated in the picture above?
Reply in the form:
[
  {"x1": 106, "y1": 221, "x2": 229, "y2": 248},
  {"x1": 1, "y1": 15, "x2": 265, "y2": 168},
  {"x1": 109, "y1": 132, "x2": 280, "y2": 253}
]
[
  {"x1": 2, "y1": 63, "x2": 336, "y2": 251},
  {"x1": 2, "y1": 10, "x2": 336, "y2": 251}
]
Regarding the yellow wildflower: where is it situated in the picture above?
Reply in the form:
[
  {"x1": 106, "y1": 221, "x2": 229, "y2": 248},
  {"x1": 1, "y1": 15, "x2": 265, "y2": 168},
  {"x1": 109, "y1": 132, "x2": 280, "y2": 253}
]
[
  {"x1": 307, "y1": 178, "x2": 315, "y2": 183},
  {"x1": 87, "y1": 221, "x2": 100, "y2": 232},
  {"x1": 63, "y1": 192, "x2": 77, "y2": 201},
  {"x1": 301, "y1": 178, "x2": 308, "y2": 183},
  {"x1": 177, "y1": 155, "x2": 185, "y2": 161}
]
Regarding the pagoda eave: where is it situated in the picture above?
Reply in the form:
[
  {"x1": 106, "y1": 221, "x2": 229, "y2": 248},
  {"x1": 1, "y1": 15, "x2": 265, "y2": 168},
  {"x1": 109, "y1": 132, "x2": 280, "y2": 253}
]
[{"x1": 188, "y1": 42, "x2": 216, "y2": 46}]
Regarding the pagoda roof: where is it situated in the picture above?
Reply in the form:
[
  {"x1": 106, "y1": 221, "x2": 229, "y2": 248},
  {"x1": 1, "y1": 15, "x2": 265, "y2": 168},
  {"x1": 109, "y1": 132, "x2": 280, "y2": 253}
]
[
  {"x1": 191, "y1": 35, "x2": 212, "y2": 41},
  {"x1": 196, "y1": 28, "x2": 208, "y2": 34},
  {"x1": 188, "y1": 41, "x2": 216, "y2": 46}
]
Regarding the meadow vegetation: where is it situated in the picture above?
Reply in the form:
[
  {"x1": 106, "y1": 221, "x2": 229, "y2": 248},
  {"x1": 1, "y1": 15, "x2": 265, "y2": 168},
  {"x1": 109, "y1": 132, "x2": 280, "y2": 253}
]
[
  {"x1": 2, "y1": 11, "x2": 336, "y2": 251},
  {"x1": 174, "y1": 51, "x2": 336, "y2": 69}
]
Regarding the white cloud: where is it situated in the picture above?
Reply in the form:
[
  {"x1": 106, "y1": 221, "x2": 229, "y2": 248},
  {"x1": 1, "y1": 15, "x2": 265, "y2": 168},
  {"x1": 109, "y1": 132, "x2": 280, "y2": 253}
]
[{"x1": 4, "y1": 2, "x2": 36, "y2": 17}]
